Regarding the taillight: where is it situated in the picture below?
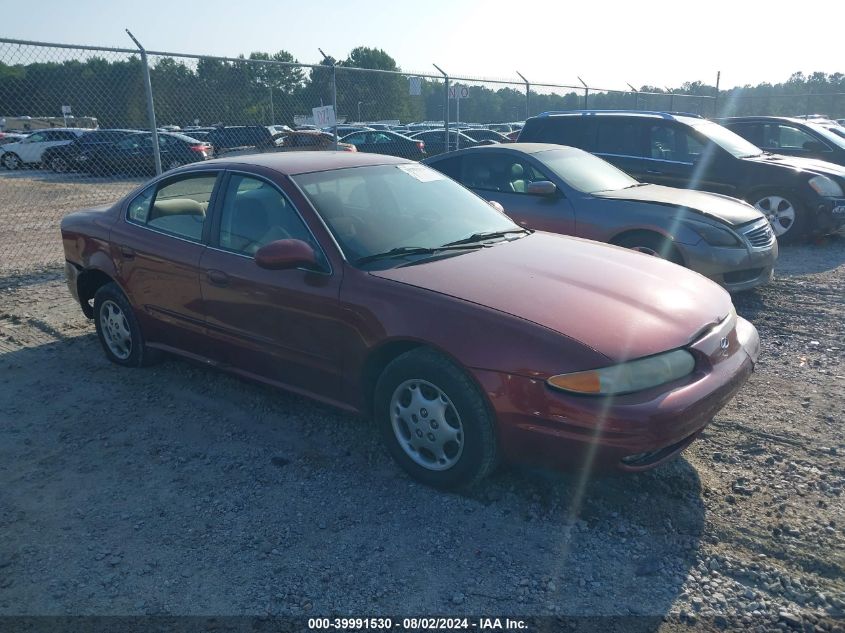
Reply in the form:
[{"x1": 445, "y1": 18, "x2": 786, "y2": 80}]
[
  {"x1": 189, "y1": 144, "x2": 207, "y2": 153},
  {"x1": 345, "y1": 145, "x2": 357, "y2": 152},
  {"x1": 417, "y1": 141, "x2": 425, "y2": 152}
]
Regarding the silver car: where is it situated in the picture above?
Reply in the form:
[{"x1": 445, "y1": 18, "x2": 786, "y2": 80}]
[{"x1": 424, "y1": 143, "x2": 778, "y2": 292}]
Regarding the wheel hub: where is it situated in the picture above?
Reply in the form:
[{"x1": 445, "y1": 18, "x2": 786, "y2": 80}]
[
  {"x1": 99, "y1": 300, "x2": 132, "y2": 360},
  {"x1": 390, "y1": 379, "x2": 464, "y2": 471}
]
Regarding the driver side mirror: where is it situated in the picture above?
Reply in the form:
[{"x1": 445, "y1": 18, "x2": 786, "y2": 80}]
[
  {"x1": 526, "y1": 180, "x2": 557, "y2": 196},
  {"x1": 255, "y1": 239, "x2": 318, "y2": 270}
]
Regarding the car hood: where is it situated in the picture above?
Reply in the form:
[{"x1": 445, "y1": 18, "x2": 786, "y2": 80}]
[
  {"x1": 371, "y1": 232, "x2": 732, "y2": 362},
  {"x1": 593, "y1": 184, "x2": 762, "y2": 226},
  {"x1": 744, "y1": 153, "x2": 845, "y2": 180}
]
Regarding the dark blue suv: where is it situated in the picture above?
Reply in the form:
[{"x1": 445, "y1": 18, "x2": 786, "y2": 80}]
[{"x1": 518, "y1": 110, "x2": 845, "y2": 242}]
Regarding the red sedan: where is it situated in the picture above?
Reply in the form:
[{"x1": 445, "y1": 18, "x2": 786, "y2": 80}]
[{"x1": 61, "y1": 152, "x2": 760, "y2": 488}]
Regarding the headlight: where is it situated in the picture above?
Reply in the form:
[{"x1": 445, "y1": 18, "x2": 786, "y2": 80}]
[
  {"x1": 684, "y1": 220, "x2": 741, "y2": 247},
  {"x1": 547, "y1": 349, "x2": 696, "y2": 396},
  {"x1": 808, "y1": 175, "x2": 844, "y2": 197}
]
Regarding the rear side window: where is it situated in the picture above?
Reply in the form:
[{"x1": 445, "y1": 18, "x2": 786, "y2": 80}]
[
  {"x1": 595, "y1": 119, "x2": 644, "y2": 156},
  {"x1": 520, "y1": 117, "x2": 591, "y2": 149},
  {"x1": 127, "y1": 174, "x2": 218, "y2": 242}
]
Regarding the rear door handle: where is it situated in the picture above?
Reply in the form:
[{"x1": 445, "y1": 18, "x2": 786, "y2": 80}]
[
  {"x1": 119, "y1": 245, "x2": 135, "y2": 260},
  {"x1": 207, "y1": 269, "x2": 229, "y2": 287}
]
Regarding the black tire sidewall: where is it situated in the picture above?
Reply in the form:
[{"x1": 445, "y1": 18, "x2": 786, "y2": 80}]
[
  {"x1": 93, "y1": 283, "x2": 148, "y2": 367},
  {"x1": 375, "y1": 349, "x2": 497, "y2": 489}
]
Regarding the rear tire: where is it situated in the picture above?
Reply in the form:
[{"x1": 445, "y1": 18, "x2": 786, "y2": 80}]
[
  {"x1": 749, "y1": 190, "x2": 807, "y2": 244},
  {"x1": 93, "y1": 282, "x2": 161, "y2": 367},
  {"x1": 614, "y1": 232, "x2": 684, "y2": 265},
  {"x1": 2, "y1": 153, "x2": 21, "y2": 170},
  {"x1": 375, "y1": 348, "x2": 498, "y2": 489}
]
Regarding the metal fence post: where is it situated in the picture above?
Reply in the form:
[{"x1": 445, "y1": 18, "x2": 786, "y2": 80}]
[
  {"x1": 516, "y1": 71, "x2": 529, "y2": 120},
  {"x1": 714, "y1": 71, "x2": 721, "y2": 117},
  {"x1": 126, "y1": 29, "x2": 161, "y2": 176},
  {"x1": 577, "y1": 76, "x2": 588, "y2": 109},
  {"x1": 434, "y1": 64, "x2": 449, "y2": 152}
]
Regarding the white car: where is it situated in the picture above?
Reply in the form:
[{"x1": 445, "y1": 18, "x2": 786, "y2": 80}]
[{"x1": 0, "y1": 128, "x2": 88, "y2": 169}]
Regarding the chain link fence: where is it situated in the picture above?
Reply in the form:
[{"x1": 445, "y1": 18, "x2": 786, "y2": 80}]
[{"x1": 1, "y1": 36, "x2": 844, "y2": 277}]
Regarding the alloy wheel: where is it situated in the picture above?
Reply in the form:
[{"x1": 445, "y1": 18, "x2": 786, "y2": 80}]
[{"x1": 754, "y1": 195, "x2": 795, "y2": 237}]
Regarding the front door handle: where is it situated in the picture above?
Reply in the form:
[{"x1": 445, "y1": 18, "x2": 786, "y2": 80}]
[
  {"x1": 646, "y1": 169, "x2": 663, "y2": 175},
  {"x1": 119, "y1": 245, "x2": 135, "y2": 260},
  {"x1": 207, "y1": 269, "x2": 229, "y2": 287}
]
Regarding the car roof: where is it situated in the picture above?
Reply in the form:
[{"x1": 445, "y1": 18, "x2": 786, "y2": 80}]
[
  {"x1": 428, "y1": 142, "x2": 580, "y2": 157},
  {"x1": 196, "y1": 150, "x2": 412, "y2": 175},
  {"x1": 718, "y1": 116, "x2": 815, "y2": 124},
  {"x1": 533, "y1": 110, "x2": 705, "y2": 125}
]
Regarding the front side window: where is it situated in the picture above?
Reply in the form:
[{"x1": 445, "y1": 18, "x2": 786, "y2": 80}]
[
  {"x1": 763, "y1": 124, "x2": 827, "y2": 151},
  {"x1": 26, "y1": 132, "x2": 46, "y2": 143},
  {"x1": 217, "y1": 174, "x2": 316, "y2": 256},
  {"x1": 127, "y1": 174, "x2": 217, "y2": 241},
  {"x1": 117, "y1": 135, "x2": 145, "y2": 150},
  {"x1": 459, "y1": 153, "x2": 552, "y2": 193}
]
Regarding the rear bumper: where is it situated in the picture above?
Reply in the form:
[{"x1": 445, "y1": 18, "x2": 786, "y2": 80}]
[{"x1": 474, "y1": 317, "x2": 758, "y2": 473}]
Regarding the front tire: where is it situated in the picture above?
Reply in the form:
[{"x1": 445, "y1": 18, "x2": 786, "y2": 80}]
[
  {"x1": 50, "y1": 156, "x2": 70, "y2": 173},
  {"x1": 751, "y1": 191, "x2": 807, "y2": 244},
  {"x1": 375, "y1": 348, "x2": 498, "y2": 489},
  {"x1": 93, "y1": 282, "x2": 160, "y2": 367}
]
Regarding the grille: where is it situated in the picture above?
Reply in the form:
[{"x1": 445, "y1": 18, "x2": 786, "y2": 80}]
[{"x1": 743, "y1": 222, "x2": 775, "y2": 248}]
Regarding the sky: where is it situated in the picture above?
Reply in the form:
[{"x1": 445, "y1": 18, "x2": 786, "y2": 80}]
[{"x1": 3, "y1": 0, "x2": 842, "y2": 90}]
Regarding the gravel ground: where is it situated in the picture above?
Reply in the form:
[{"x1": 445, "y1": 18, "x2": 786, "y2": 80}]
[
  {"x1": 0, "y1": 169, "x2": 142, "y2": 272},
  {"x1": 0, "y1": 237, "x2": 843, "y2": 631}
]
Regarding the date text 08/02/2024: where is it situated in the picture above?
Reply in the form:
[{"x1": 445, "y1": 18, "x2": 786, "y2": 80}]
[{"x1": 307, "y1": 617, "x2": 529, "y2": 630}]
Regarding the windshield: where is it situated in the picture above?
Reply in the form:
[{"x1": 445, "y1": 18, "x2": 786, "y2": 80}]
[
  {"x1": 292, "y1": 163, "x2": 520, "y2": 265},
  {"x1": 806, "y1": 122, "x2": 845, "y2": 150},
  {"x1": 536, "y1": 149, "x2": 638, "y2": 193},
  {"x1": 691, "y1": 120, "x2": 762, "y2": 158}
]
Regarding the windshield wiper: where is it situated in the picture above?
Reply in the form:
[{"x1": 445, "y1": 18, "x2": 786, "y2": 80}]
[
  {"x1": 441, "y1": 228, "x2": 531, "y2": 247},
  {"x1": 355, "y1": 244, "x2": 486, "y2": 265}
]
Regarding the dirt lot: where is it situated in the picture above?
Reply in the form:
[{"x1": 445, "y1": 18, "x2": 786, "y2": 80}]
[
  {"x1": 0, "y1": 237, "x2": 843, "y2": 631},
  {"x1": 0, "y1": 170, "x2": 142, "y2": 272}
]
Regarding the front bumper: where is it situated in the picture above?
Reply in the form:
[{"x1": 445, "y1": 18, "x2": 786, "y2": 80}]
[
  {"x1": 818, "y1": 197, "x2": 845, "y2": 234},
  {"x1": 474, "y1": 316, "x2": 759, "y2": 473},
  {"x1": 679, "y1": 237, "x2": 778, "y2": 293}
]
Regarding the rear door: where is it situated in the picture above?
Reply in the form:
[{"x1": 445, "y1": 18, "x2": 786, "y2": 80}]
[
  {"x1": 198, "y1": 171, "x2": 346, "y2": 398},
  {"x1": 109, "y1": 171, "x2": 222, "y2": 353},
  {"x1": 593, "y1": 117, "x2": 649, "y2": 178}
]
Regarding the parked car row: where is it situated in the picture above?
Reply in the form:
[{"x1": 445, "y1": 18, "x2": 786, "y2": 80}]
[
  {"x1": 517, "y1": 111, "x2": 845, "y2": 243},
  {"x1": 61, "y1": 150, "x2": 761, "y2": 489}
]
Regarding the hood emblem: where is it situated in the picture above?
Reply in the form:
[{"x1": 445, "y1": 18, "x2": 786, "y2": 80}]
[{"x1": 720, "y1": 337, "x2": 730, "y2": 350}]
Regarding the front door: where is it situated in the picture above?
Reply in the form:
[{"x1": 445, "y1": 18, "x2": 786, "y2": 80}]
[
  {"x1": 460, "y1": 152, "x2": 577, "y2": 235},
  {"x1": 199, "y1": 172, "x2": 346, "y2": 400}
]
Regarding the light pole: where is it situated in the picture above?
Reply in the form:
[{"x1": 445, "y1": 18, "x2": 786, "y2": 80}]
[{"x1": 358, "y1": 101, "x2": 362, "y2": 123}]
